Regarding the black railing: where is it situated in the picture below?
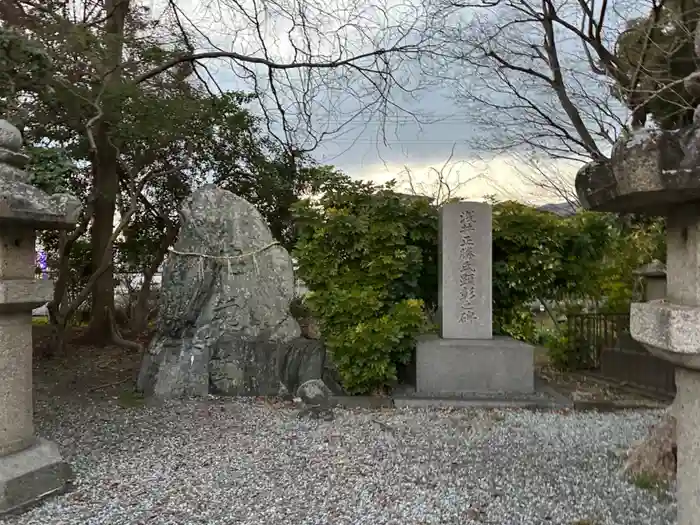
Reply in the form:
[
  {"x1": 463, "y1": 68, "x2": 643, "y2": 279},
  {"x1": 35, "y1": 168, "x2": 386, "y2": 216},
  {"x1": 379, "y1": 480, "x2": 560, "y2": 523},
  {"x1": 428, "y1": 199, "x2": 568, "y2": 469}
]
[
  {"x1": 566, "y1": 312, "x2": 630, "y2": 369},
  {"x1": 564, "y1": 312, "x2": 676, "y2": 396}
]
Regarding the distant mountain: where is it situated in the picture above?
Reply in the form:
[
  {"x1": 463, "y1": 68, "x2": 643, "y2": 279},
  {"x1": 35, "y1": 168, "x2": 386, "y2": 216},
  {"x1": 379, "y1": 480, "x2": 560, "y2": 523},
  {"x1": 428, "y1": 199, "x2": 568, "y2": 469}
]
[{"x1": 537, "y1": 202, "x2": 577, "y2": 216}]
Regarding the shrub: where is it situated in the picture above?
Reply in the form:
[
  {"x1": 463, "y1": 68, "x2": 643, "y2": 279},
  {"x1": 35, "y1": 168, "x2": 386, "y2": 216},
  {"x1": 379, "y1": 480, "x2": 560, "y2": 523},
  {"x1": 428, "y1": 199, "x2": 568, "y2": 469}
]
[
  {"x1": 545, "y1": 327, "x2": 597, "y2": 371},
  {"x1": 491, "y1": 201, "x2": 614, "y2": 337},
  {"x1": 495, "y1": 306, "x2": 537, "y2": 343},
  {"x1": 293, "y1": 178, "x2": 437, "y2": 394},
  {"x1": 544, "y1": 332, "x2": 572, "y2": 369},
  {"x1": 311, "y1": 293, "x2": 426, "y2": 393},
  {"x1": 293, "y1": 185, "x2": 636, "y2": 386}
]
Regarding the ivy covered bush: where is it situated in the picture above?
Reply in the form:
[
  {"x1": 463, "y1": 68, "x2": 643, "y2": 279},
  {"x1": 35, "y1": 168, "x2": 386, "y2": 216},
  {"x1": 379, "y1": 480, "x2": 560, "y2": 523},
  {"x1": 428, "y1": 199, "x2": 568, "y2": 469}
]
[
  {"x1": 492, "y1": 201, "x2": 615, "y2": 340},
  {"x1": 491, "y1": 202, "x2": 664, "y2": 367},
  {"x1": 292, "y1": 177, "x2": 438, "y2": 394}
]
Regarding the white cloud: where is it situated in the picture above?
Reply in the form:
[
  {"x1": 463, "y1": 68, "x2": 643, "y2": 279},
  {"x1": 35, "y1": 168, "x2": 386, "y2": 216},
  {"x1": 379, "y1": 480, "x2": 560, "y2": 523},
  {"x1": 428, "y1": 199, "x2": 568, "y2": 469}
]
[
  {"x1": 352, "y1": 155, "x2": 579, "y2": 204},
  {"x1": 155, "y1": 0, "x2": 600, "y2": 206}
]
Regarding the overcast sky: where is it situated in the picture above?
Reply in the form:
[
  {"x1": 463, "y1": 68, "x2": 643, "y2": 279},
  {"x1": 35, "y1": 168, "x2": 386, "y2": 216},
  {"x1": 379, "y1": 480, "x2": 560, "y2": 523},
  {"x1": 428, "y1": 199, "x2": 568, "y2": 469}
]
[{"x1": 165, "y1": 0, "x2": 641, "y2": 204}]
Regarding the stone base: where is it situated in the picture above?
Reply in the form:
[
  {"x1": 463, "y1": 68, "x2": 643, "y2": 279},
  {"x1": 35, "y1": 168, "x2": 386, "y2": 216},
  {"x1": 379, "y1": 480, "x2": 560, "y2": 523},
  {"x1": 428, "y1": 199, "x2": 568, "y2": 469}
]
[
  {"x1": 676, "y1": 367, "x2": 700, "y2": 525},
  {"x1": 631, "y1": 300, "x2": 700, "y2": 370},
  {"x1": 0, "y1": 439, "x2": 72, "y2": 515},
  {"x1": 416, "y1": 335, "x2": 534, "y2": 395}
]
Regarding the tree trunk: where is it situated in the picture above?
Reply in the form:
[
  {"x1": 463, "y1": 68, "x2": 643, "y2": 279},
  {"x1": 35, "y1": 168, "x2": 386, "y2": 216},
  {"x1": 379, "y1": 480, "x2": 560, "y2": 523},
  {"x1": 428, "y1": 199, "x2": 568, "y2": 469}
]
[
  {"x1": 86, "y1": 137, "x2": 119, "y2": 342},
  {"x1": 129, "y1": 218, "x2": 178, "y2": 333},
  {"x1": 47, "y1": 226, "x2": 88, "y2": 356},
  {"x1": 46, "y1": 301, "x2": 68, "y2": 358},
  {"x1": 129, "y1": 276, "x2": 153, "y2": 333},
  {"x1": 49, "y1": 319, "x2": 69, "y2": 358},
  {"x1": 84, "y1": 0, "x2": 130, "y2": 344}
]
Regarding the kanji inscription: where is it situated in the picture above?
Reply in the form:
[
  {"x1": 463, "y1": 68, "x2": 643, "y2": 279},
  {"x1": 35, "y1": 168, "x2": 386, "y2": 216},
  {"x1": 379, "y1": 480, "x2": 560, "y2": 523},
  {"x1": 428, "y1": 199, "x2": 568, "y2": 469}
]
[{"x1": 458, "y1": 209, "x2": 478, "y2": 323}]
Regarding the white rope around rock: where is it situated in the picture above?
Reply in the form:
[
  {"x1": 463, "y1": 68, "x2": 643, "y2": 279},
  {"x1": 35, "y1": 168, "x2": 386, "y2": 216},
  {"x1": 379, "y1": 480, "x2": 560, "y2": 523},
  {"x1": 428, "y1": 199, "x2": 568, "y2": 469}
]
[{"x1": 167, "y1": 241, "x2": 279, "y2": 277}]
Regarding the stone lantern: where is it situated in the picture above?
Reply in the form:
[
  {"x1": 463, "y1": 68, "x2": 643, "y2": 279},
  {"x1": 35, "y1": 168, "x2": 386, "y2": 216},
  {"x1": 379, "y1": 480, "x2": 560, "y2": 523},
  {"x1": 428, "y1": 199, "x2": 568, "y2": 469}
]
[
  {"x1": 633, "y1": 260, "x2": 667, "y2": 302},
  {"x1": 0, "y1": 120, "x2": 80, "y2": 513},
  {"x1": 576, "y1": 107, "x2": 700, "y2": 522}
]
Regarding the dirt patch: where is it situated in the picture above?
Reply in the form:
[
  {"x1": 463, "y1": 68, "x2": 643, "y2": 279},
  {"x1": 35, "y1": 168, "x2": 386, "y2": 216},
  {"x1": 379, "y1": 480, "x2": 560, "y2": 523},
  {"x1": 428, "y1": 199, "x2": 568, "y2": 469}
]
[
  {"x1": 533, "y1": 344, "x2": 671, "y2": 405},
  {"x1": 34, "y1": 332, "x2": 671, "y2": 408},
  {"x1": 33, "y1": 326, "x2": 148, "y2": 403},
  {"x1": 538, "y1": 365, "x2": 670, "y2": 404}
]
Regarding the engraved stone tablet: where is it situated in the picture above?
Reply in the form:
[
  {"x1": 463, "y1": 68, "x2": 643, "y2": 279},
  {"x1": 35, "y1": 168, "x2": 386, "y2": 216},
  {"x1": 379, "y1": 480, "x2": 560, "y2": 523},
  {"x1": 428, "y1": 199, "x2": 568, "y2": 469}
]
[{"x1": 438, "y1": 201, "x2": 492, "y2": 339}]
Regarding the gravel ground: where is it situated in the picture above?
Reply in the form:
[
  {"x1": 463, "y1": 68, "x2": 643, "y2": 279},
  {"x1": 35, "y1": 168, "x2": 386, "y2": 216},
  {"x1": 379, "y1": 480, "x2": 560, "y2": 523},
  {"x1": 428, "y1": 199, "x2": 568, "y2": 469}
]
[{"x1": 3, "y1": 397, "x2": 676, "y2": 525}]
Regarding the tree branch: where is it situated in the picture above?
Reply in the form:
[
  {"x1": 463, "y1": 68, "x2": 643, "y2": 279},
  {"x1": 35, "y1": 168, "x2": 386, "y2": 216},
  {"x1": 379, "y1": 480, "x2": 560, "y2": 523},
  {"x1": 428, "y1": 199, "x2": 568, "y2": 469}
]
[{"x1": 134, "y1": 46, "x2": 422, "y2": 85}]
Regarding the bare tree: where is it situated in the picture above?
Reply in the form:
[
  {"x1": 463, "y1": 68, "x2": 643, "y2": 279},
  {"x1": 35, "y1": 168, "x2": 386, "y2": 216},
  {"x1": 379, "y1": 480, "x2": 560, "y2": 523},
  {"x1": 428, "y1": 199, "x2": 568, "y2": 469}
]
[
  {"x1": 165, "y1": 0, "x2": 444, "y2": 155},
  {"x1": 506, "y1": 153, "x2": 580, "y2": 207},
  {"x1": 434, "y1": 0, "x2": 682, "y2": 164},
  {"x1": 397, "y1": 144, "x2": 485, "y2": 204},
  {"x1": 1, "y1": 0, "x2": 442, "y2": 345},
  {"x1": 433, "y1": 0, "x2": 695, "y2": 469}
]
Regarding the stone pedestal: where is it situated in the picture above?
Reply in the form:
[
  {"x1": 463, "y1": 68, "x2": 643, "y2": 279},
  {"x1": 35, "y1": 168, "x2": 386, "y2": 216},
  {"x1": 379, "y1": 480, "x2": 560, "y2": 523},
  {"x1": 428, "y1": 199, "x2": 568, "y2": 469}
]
[
  {"x1": 416, "y1": 202, "x2": 534, "y2": 396},
  {"x1": 629, "y1": 209, "x2": 700, "y2": 525},
  {"x1": 0, "y1": 439, "x2": 72, "y2": 513},
  {"x1": 0, "y1": 228, "x2": 43, "y2": 457},
  {"x1": 416, "y1": 335, "x2": 534, "y2": 395},
  {"x1": 0, "y1": 120, "x2": 80, "y2": 514},
  {"x1": 0, "y1": 312, "x2": 34, "y2": 457}
]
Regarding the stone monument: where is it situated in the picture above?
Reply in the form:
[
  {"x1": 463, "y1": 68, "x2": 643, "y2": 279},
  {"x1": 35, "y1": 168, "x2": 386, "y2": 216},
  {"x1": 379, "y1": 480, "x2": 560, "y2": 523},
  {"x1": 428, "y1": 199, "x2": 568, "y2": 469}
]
[
  {"x1": 575, "y1": 32, "x2": 700, "y2": 519},
  {"x1": 415, "y1": 201, "x2": 535, "y2": 395},
  {"x1": 137, "y1": 185, "x2": 342, "y2": 399},
  {"x1": 438, "y1": 201, "x2": 492, "y2": 339},
  {"x1": 0, "y1": 120, "x2": 80, "y2": 513}
]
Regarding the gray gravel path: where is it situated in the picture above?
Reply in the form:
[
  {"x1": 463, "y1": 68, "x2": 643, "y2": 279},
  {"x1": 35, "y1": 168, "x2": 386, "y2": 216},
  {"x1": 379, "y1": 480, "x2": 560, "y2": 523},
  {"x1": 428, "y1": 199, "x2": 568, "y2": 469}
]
[{"x1": 3, "y1": 397, "x2": 675, "y2": 525}]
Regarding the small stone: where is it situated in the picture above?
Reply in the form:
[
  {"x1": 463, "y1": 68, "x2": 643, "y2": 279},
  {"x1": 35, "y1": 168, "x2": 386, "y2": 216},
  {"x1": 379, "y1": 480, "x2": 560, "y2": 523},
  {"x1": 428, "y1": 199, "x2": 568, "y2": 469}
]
[
  {"x1": 296, "y1": 379, "x2": 331, "y2": 407},
  {"x1": 295, "y1": 379, "x2": 334, "y2": 421},
  {"x1": 298, "y1": 316, "x2": 321, "y2": 339},
  {"x1": 464, "y1": 507, "x2": 483, "y2": 520}
]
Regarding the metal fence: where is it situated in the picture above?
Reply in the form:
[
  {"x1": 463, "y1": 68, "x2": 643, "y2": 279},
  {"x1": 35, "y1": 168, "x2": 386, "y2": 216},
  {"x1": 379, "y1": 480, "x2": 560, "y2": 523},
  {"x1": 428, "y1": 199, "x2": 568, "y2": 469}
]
[
  {"x1": 566, "y1": 312, "x2": 676, "y2": 396},
  {"x1": 566, "y1": 312, "x2": 631, "y2": 369}
]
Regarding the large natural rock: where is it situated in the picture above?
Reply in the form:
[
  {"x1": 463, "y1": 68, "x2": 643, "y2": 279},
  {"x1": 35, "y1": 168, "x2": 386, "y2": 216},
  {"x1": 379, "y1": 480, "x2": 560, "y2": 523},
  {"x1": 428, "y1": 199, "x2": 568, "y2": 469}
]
[
  {"x1": 623, "y1": 411, "x2": 677, "y2": 482},
  {"x1": 209, "y1": 337, "x2": 344, "y2": 397},
  {"x1": 138, "y1": 185, "x2": 304, "y2": 397}
]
